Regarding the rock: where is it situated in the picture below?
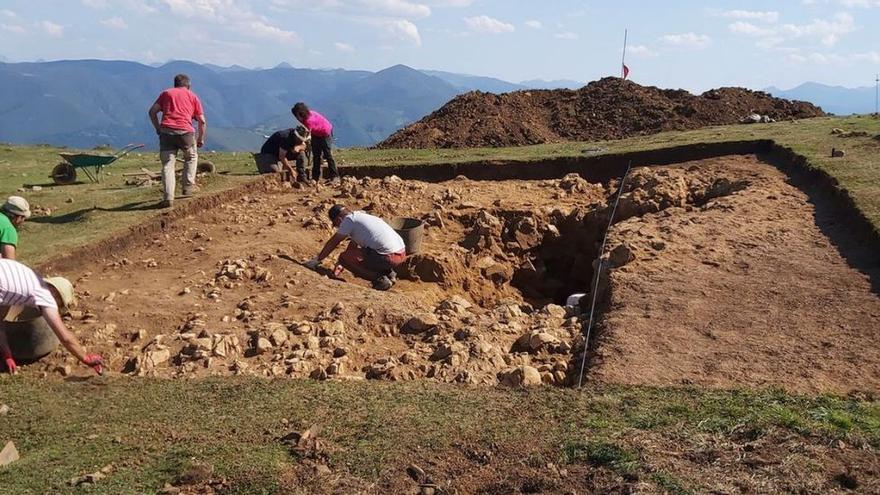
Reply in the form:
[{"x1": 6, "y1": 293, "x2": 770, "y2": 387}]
[
  {"x1": 541, "y1": 304, "x2": 567, "y2": 319},
  {"x1": 212, "y1": 334, "x2": 241, "y2": 358},
  {"x1": 0, "y1": 441, "x2": 19, "y2": 467},
  {"x1": 333, "y1": 347, "x2": 348, "y2": 358},
  {"x1": 607, "y1": 243, "x2": 635, "y2": 268},
  {"x1": 269, "y1": 327, "x2": 288, "y2": 347},
  {"x1": 404, "y1": 314, "x2": 440, "y2": 333},
  {"x1": 437, "y1": 296, "x2": 472, "y2": 315},
  {"x1": 830, "y1": 127, "x2": 844, "y2": 134},
  {"x1": 831, "y1": 148, "x2": 846, "y2": 158},
  {"x1": 141, "y1": 348, "x2": 171, "y2": 369},
  {"x1": 254, "y1": 337, "x2": 273, "y2": 355},
  {"x1": 498, "y1": 365, "x2": 542, "y2": 387},
  {"x1": 56, "y1": 365, "x2": 72, "y2": 376},
  {"x1": 0, "y1": 404, "x2": 8, "y2": 416},
  {"x1": 430, "y1": 343, "x2": 456, "y2": 361},
  {"x1": 529, "y1": 332, "x2": 560, "y2": 351}
]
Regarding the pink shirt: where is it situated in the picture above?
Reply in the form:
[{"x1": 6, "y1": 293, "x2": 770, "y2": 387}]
[
  {"x1": 155, "y1": 87, "x2": 204, "y2": 133},
  {"x1": 302, "y1": 110, "x2": 332, "y2": 138}
]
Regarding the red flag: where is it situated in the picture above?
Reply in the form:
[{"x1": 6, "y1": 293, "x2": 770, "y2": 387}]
[{"x1": 622, "y1": 64, "x2": 630, "y2": 79}]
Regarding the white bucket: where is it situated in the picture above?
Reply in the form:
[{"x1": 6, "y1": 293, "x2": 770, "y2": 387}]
[{"x1": 566, "y1": 293, "x2": 586, "y2": 307}]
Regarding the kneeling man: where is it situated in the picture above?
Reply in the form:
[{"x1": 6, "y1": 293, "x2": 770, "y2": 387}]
[
  {"x1": 305, "y1": 205, "x2": 406, "y2": 290},
  {"x1": 254, "y1": 127, "x2": 309, "y2": 182}
]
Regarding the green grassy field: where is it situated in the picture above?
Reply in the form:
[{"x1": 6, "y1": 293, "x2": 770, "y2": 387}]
[
  {"x1": 1, "y1": 116, "x2": 879, "y2": 493},
  {"x1": 1, "y1": 378, "x2": 877, "y2": 494}
]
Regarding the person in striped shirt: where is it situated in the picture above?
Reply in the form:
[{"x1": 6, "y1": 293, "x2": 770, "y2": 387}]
[{"x1": 0, "y1": 259, "x2": 103, "y2": 375}]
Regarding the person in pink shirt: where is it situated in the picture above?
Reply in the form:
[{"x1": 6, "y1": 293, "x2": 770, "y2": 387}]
[
  {"x1": 292, "y1": 102, "x2": 339, "y2": 181},
  {"x1": 148, "y1": 74, "x2": 207, "y2": 208}
]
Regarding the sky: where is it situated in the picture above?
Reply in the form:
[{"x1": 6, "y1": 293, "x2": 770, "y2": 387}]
[{"x1": 0, "y1": 0, "x2": 878, "y2": 92}]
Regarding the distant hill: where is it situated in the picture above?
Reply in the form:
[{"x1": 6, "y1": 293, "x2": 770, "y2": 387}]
[
  {"x1": 765, "y1": 82, "x2": 876, "y2": 115},
  {"x1": 0, "y1": 60, "x2": 462, "y2": 151}
]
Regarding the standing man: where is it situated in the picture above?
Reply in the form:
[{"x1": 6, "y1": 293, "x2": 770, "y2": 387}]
[
  {"x1": 305, "y1": 205, "x2": 406, "y2": 291},
  {"x1": 254, "y1": 127, "x2": 310, "y2": 183},
  {"x1": 148, "y1": 73, "x2": 207, "y2": 208},
  {"x1": 0, "y1": 196, "x2": 30, "y2": 260},
  {"x1": 292, "y1": 102, "x2": 339, "y2": 182}
]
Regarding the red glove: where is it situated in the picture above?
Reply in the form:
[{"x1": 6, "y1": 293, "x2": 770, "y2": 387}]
[
  {"x1": 3, "y1": 357, "x2": 16, "y2": 375},
  {"x1": 84, "y1": 354, "x2": 104, "y2": 376}
]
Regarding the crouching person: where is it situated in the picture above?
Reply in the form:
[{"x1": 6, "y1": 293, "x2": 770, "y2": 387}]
[
  {"x1": 0, "y1": 259, "x2": 103, "y2": 375},
  {"x1": 305, "y1": 205, "x2": 406, "y2": 290},
  {"x1": 254, "y1": 126, "x2": 310, "y2": 183}
]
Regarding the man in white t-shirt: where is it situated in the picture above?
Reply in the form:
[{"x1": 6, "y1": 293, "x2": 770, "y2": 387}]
[
  {"x1": 0, "y1": 259, "x2": 103, "y2": 374},
  {"x1": 305, "y1": 204, "x2": 407, "y2": 290}
]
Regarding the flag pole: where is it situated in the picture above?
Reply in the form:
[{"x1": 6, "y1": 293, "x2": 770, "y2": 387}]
[{"x1": 621, "y1": 29, "x2": 628, "y2": 78}]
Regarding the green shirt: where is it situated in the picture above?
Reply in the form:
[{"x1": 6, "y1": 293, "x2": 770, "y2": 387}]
[{"x1": 0, "y1": 214, "x2": 18, "y2": 247}]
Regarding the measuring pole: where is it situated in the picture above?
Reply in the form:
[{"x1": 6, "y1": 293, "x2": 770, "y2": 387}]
[
  {"x1": 875, "y1": 74, "x2": 879, "y2": 115},
  {"x1": 620, "y1": 29, "x2": 628, "y2": 79}
]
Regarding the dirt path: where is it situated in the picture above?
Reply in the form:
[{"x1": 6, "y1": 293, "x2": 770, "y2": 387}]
[{"x1": 24, "y1": 155, "x2": 880, "y2": 393}]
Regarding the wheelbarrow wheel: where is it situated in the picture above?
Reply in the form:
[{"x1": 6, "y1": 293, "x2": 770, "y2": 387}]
[
  {"x1": 51, "y1": 162, "x2": 77, "y2": 185},
  {"x1": 197, "y1": 160, "x2": 215, "y2": 174}
]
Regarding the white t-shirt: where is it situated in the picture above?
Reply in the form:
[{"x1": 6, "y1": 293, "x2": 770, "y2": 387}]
[
  {"x1": 337, "y1": 211, "x2": 405, "y2": 255},
  {"x1": 0, "y1": 259, "x2": 57, "y2": 309}
]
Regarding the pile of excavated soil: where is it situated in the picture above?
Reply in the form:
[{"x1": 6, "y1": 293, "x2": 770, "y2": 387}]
[
  {"x1": 377, "y1": 77, "x2": 825, "y2": 149},
  {"x1": 23, "y1": 155, "x2": 880, "y2": 393}
]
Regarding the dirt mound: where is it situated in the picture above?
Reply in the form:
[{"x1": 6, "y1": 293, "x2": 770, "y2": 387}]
[{"x1": 377, "y1": 77, "x2": 825, "y2": 149}]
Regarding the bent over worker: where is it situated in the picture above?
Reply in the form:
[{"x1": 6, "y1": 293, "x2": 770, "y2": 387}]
[
  {"x1": 0, "y1": 259, "x2": 103, "y2": 375},
  {"x1": 305, "y1": 205, "x2": 406, "y2": 291}
]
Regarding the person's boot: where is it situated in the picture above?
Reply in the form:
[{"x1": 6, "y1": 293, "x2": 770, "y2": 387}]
[
  {"x1": 158, "y1": 199, "x2": 173, "y2": 209},
  {"x1": 372, "y1": 275, "x2": 394, "y2": 291}
]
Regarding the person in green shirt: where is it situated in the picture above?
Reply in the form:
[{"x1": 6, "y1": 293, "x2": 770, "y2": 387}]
[{"x1": 0, "y1": 196, "x2": 30, "y2": 260}]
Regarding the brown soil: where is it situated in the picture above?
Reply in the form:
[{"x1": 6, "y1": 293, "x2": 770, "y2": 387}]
[
  {"x1": 21, "y1": 155, "x2": 880, "y2": 394},
  {"x1": 273, "y1": 428, "x2": 880, "y2": 494},
  {"x1": 377, "y1": 77, "x2": 825, "y2": 149}
]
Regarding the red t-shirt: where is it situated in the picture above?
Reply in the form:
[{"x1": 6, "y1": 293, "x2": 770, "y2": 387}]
[{"x1": 155, "y1": 87, "x2": 204, "y2": 133}]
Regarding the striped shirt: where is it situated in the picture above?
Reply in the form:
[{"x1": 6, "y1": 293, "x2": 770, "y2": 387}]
[{"x1": 0, "y1": 259, "x2": 57, "y2": 309}]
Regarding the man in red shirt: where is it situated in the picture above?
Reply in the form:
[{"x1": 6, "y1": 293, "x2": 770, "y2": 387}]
[{"x1": 148, "y1": 74, "x2": 207, "y2": 208}]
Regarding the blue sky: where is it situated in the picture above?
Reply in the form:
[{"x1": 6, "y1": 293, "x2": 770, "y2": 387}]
[{"x1": 1, "y1": 0, "x2": 878, "y2": 91}]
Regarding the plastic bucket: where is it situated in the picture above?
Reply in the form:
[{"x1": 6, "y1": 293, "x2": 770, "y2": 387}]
[
  {"x1": 388, "y1": 217, "x2": 425, "y2": 255},
  {"x1": 2, "y1": 317, "x2": 59, "y2": 362}
]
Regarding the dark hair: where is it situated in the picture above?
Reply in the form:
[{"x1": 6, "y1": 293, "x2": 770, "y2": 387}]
[
  {"x1": 174, "y1": 74, "x2": 191, "y2": 88},
  {"x1": 292, "y1": 102, "x2": 309, "y2": 119},
  {"x1": 328, "y1": 204, "x2": 345, "y2": 221}
]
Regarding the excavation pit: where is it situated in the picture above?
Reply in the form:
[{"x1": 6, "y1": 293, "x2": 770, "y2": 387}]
[{"x1": 29, "y1": 153, "x2": 880, "y2": 393}]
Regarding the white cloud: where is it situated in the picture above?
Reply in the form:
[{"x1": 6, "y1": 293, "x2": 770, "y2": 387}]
[
  {"x1": 81, "y1": 0, "x2": 109, "y2": 8},
  {"x1": 38, "y1": 20, "x2": 64, "y2": 38},
  {"x1": 0, "y1": 9, "x2": 18, "y2": 19},
  {"x1": 356, "y1": 0, "x2": 431, "y2": 18},
  {"x1": 837, "y1": 0, "x2": 880, "y2": 7},
  {"x1": 729, "y1": 12, "x2": 856, "y2": 47},
  {"x1": 788, "y1": 50, "x2": 880, "y2": 64},
  {"x1": 464, "y1": 15, "x2": 514, "y2": 34},
  {"x1": 659, "y1": 32, "x2": 711, "y2": 49},
  {"x1": 334, "y1": 41, "x2": 355, "y2": 52},
  {"x1": 1, "y1": 23, "x2": 26, "y2": 34},
  {"x1": 719, "y1": 10, "x2": 779, "y2": 22},
  {"x1": 158, "y1": 0, "x2": 301, "y2": 44},
  {"x1": 628, "y1": 45, "x2": 657, "y2": 57},
  {"x1": 100, "y1": 17, "x2": 128, "y2": 30},
  {"x1": 380, "y1": 18, "x2": 422, "y2": 45},
  {"x1": 554, "y1": 31, "x2": 578, "y2": 40},
  {"x1": 525, "y1": 20, "x2": 543, "y2": 29}
]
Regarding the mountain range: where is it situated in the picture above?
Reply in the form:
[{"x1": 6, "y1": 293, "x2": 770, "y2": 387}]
[
  {"x1": 765, "y1": 82, "x2": 877, "y2": 116},
  {"x1": 0, "y1": 60, "x2": 585, "y2": 151},
  {"x1": 0, "y1": 58, "x2": 874, "y2": 151}
]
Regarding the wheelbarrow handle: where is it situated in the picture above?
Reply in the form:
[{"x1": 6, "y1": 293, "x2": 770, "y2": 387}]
[{"x1": 115, "y1": 143, "x2": 145, "y2": 159}]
